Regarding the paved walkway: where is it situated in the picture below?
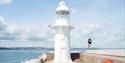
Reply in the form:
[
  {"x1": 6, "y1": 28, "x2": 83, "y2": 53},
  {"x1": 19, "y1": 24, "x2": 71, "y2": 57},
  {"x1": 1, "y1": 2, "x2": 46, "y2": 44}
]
[
  {"x1": 84, "y1": 49, "x2": 125, "y2": 57},
  {"x1": 83, "y1": 50, "x2": 125, "y2": 62}
]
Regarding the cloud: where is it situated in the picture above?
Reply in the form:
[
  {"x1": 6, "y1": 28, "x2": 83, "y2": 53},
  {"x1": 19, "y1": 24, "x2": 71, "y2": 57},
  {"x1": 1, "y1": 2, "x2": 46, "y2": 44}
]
[
  {"x1": 0, "y1": 16, "x2": 7, "y2": 32},
  {"x1": 26, "y1": 28, "x2": 53, "y2": 41},
  {"x1": 92, "y1": 30, "x2": 125, "y2": 48},
  {"x1": 69, "y1": 22, "x2": 103, "y2": 47},
  {"x1": 73, "y1": 22, "x2": 103, "y2": 37},
  {"x1": 0, "y1": 16, "x2": 53, "y2": 42},
  {"x1": 0, "y1": 16, "x2": 6, "y2": 24},
  {"x1": 0, "y1": 16, "x2": 124, "y2": 48},
  {"x1": 6, "y1": 24, "x2": 18, "y2": 33},
  {"x1": 0, "y1": 16, "x2": 20, "y2": 40},
  {"x1": 70, "y1": 21, "x2": 125, "y2": 48},
  {"x1": 0, "y1": 0, "x2": 12, "y2": 4}
]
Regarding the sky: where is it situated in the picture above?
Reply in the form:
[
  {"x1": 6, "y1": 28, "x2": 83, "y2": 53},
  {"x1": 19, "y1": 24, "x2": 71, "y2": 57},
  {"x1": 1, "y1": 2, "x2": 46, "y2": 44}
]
[{"x1": 0, "y1": 0, "x2": 124, "y2": 48}]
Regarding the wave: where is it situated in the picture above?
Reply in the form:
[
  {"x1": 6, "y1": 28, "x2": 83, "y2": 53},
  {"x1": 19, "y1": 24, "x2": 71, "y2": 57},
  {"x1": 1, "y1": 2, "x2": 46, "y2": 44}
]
[{"x1": 21, "y1": 58, "x2": 41, "y2": 63}]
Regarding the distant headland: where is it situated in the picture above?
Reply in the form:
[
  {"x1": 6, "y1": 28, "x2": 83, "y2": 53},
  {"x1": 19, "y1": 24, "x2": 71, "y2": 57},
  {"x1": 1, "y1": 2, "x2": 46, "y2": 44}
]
[{"x1": 0, "y1": 47, "x2": 124, "y2": 50}]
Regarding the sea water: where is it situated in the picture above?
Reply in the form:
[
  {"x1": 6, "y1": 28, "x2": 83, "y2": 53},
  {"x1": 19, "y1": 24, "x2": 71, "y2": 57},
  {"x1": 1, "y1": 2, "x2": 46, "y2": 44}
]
[
  {"x1": 0, "y1": 48, "x2": 86, "y2": 63},
  {"x1": 0, "y1": 50, "x2": 48, "y2": 63}
]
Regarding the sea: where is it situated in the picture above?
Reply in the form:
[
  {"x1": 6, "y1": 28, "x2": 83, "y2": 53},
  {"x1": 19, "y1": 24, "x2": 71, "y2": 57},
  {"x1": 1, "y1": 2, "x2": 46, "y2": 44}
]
[
  {"x1": 0, "y1": 48, "x2": 124, "y2": 63},
  {"x1": 0, "y1": 48, "x2": 85, "y2": 63}
]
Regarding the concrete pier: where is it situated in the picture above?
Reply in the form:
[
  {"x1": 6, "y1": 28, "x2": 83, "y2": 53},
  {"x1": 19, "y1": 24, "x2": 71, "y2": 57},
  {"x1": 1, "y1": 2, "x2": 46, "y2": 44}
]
[
  {"x1": 46, "y1": 50, "x2": 125, "y2": 63},
  {"x1": 80, "y1": 50, "x2": 125, "y2": 63}
]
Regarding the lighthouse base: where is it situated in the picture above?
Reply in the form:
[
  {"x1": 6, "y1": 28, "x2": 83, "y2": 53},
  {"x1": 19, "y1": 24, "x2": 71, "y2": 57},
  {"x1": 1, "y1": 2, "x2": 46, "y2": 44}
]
[
  {"x1": 53, "y1": 58, "x2": 72, "y2": 63},
  {"x1": 53, "y1": 61, "x2": 72, "y2": 63},
  {"x1": 53, "y1": 60, "x2": 72, "y2": 63}
]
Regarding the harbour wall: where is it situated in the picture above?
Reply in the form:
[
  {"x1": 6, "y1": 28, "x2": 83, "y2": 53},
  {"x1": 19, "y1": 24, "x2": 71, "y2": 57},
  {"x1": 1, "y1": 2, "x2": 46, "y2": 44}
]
[{"x1": 46, "y1": 50, "x2": 125, "y2": 63}]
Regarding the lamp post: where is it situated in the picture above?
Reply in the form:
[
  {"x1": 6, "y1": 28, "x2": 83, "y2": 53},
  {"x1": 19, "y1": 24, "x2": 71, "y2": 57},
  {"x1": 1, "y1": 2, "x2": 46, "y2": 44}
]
[{"x1": 88, "y1": 38, "x2": 92, "y2": 49}]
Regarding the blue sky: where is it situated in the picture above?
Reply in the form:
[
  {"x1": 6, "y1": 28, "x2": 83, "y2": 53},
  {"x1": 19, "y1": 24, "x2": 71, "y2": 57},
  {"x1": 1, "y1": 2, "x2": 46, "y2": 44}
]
[{"x1": 0, "y1": 0, "x2": 124, "y2": 48}]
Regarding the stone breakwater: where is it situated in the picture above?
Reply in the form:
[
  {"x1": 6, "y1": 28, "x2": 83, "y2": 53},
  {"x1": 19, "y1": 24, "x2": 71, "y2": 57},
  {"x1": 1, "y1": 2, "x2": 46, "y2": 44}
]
[
  {"x1": 80, "y1": 50, "x2": 125, "y2": 63},
  {"x1": 47, "y1": 50, "x2": 125, "y2": 63}
]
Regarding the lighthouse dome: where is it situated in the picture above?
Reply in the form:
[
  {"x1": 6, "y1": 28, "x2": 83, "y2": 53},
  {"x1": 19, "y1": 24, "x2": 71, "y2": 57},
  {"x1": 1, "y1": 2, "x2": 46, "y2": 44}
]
[{"x1": 56, "y1": 0, "x2": 70, "y2": 15}]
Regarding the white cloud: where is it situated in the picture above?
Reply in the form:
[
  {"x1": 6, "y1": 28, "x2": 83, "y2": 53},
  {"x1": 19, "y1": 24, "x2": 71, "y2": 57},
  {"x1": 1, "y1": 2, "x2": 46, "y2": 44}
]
[
  {"x1": 76, "y1": 22, "x2": 103, "y2": 35},
  {"x1": 92, "y1": 30, "x2": 125, "y2": 48},
  {"x1": 70, "y1": 22, "x2": 103, "y2": 48},
  {"x1": 0, "y1": 16, "x2": 20, "y2": 40},
  {"x1": 0, "y1": 16, "x2": 14, "y2": 33},
  {"x1": 0, "y1": 0, "x2": 12, "y2": 4},
  {"x1": 6, "y1": 24, "x2": 18, "y2": 34},
  {"x1": 0, "y1": 16, "x2": 7, "y2": 32},
  {"x1": 0, "y1": 16, "x2": 124, "y2": 48},
  {"x1": 0, "y1": 16, "x2": 53, "y2": 47},
  {"x1": 0, "y1": 16, "x2": 6, "y2": 24},
  {"x1": 0, "y1": 16, "x2": 53, "y2": 42},
  {"x1": 71, "y1": 21, "x2": 124, "y2": 48}
]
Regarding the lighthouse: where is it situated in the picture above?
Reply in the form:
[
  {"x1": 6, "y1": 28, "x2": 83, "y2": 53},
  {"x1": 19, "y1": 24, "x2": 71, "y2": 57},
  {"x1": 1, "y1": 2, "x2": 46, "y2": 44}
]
[{"x1": 49, "y1": 0, "x2": 73, "y2": 63}]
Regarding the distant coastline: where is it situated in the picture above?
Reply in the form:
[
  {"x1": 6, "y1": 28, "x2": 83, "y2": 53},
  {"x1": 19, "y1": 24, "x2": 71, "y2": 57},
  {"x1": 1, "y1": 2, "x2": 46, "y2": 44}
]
[
  {"x1": 0, "y1": 47, "x2": 124, "y2": 50},
  {"x1": 0, "y1": 47, "x2": 54, "y2": 50}
]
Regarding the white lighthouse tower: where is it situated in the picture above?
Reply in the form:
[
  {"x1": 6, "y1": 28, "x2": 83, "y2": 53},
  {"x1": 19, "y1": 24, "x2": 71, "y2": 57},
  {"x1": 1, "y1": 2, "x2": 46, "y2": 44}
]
[{"x1": 49, "y1": 0, "x2": 73, "y2": 63}]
